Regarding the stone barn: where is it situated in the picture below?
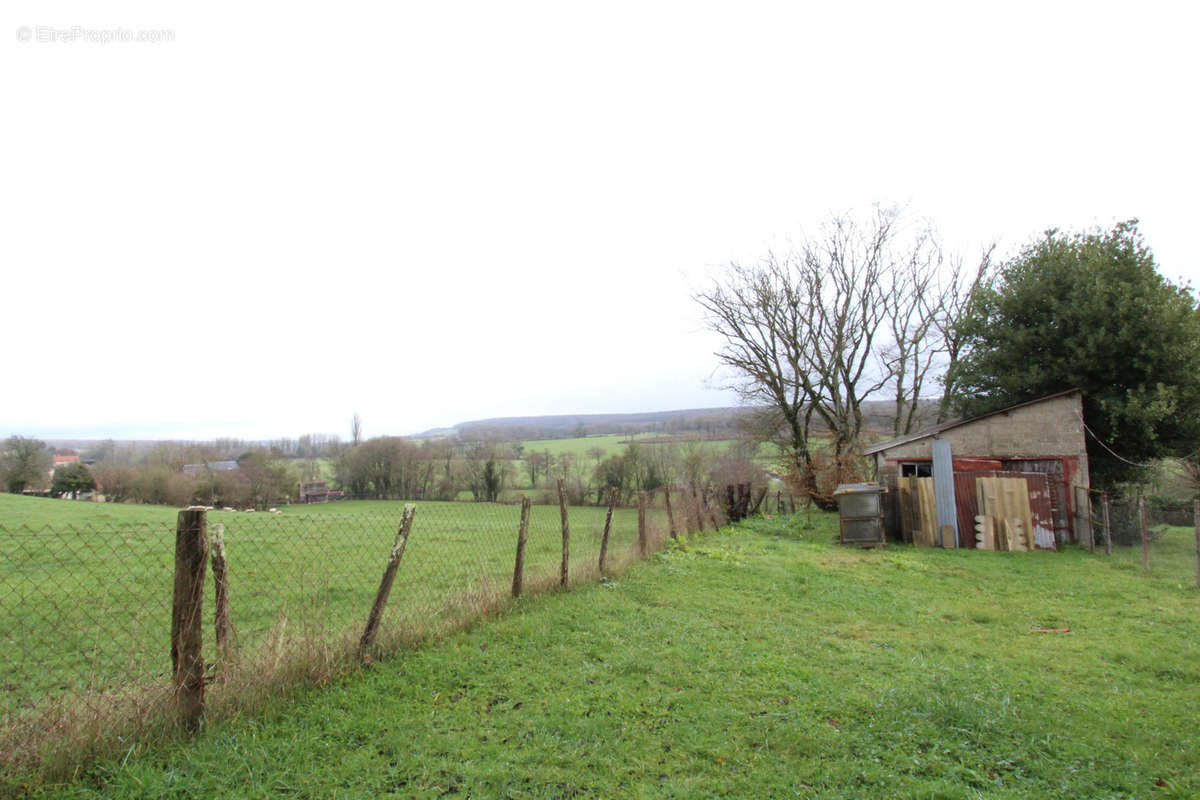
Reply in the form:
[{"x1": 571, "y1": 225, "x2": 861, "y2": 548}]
[{"x1": 865, "y1": 389, "x2": 1091, "y2": 546}]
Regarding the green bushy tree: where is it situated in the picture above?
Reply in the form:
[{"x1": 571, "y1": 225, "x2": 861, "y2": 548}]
[
  {"x1": 951, "y1": 220, "x2": 1200, "y2": 488},
  {"x1": 1, "y1": 436, "x2": 51, "y2": 493},
  {"x1": 51, "y1": 463, "x2": 96, "y2": 498}
]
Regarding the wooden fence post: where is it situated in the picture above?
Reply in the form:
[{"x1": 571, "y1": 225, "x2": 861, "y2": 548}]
[
  {"x1": 599, "y1": 489, "x2": 617, "y2": 575},
  {"x1": 1139, "y1": 496, "x2": 1149, "y2": 570},
  {"x1": 512, "y1": 497, "x2": 531, "y2": 598},
  {"x1": 1077, "y1": 487, "x2": 1095, "y2": 553},
  {"x1": 1194, "y1": 499, "x2": 1199, "y2": 590},
  {"x1": 1102, "y1": 491, "x2": 1112, "y2": 556},
  {"x1": 210, "y1": 522, "x2": 234, "y2": 665},
  {"x1": 751, "y1": 486, "x2": 767, "y2": 516},
  {"x1": 172, "y1": 506, "x2": 208, "y2": 732},
  {"x1": 360, "y1": 504, "x2": 416, "y2": 659},
  {"x1": 558, "y1": 479, "x2": 570, "y2": 588},
  {"x1": 638, "y1": 491, "x2": 648, "y2": 556},
  {"x1": 702, "y1": 488, "x2": 720, "y2": 530},
  {"x1": 664, "y1": 486, "x2": 677, "y2": 540}
]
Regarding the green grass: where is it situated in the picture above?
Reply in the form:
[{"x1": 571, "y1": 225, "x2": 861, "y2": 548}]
[
  {"x1": 518, "y1": 433, "x2": 658, "y2": 458},
  {"x1": 16, "y1": 510, "x2": 1200, "y2": 798},
  {"x1": 0, "y1": 494, "x2": 665, "y2": 745}
]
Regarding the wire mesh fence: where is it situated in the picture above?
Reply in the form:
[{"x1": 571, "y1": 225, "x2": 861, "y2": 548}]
[
  {"x1": 1074, "y1": 487, "x2": 1200, "y2": 583},
  {"x1": 0, "y1": 486, "x2": 714, "y2": 776}
]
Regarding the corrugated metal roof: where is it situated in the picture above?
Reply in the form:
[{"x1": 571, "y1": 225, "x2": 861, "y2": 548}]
[{"x1": 863, "y1": 389, "x2": 1081, "y2": 456}]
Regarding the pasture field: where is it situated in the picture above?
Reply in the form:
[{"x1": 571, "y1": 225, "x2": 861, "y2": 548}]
[
  {"x1": 518, "y1": 433, "x2": 657, "y2": 457},
  {"x1": 0, "y1": 495, "x2": 662, "y2": 730},
  {"x1": 27, "y1": 514, "x2": 1200, "y2": 799}
]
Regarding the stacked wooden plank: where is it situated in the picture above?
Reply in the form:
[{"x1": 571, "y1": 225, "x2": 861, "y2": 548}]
[
  {"x1": 897, "y1": 477, "x2": 938, "y2": 546},
  {"x1": 899, "y1": 474, "x2": 1055, "y2": 552},
  {"x1": 973, "y1": 476, "x2": 1035, "y2": 551}
]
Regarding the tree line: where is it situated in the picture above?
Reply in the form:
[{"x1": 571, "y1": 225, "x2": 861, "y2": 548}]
[{"x1": 2, "y1": 431, "x2": 772, "y2": 510}]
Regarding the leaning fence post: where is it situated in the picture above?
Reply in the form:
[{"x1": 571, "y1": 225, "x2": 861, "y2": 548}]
[
  {"x1": 557, "y1": 479, "x2": 570, "y2": 588},
  {"x1": 172, "y1": 506, "x2": 208, "y2": 732},
  {"x1": 512, "y1": 497, "x2": 531, "y2": 598},
  {"x1": 599, "y1": 489, "x2": 617, "y2": 575},
  {"x1": 210, "y1": 522, "x2": 234, "y2": 665},
  {"x1": 360, "y1": 504, "x2": 416, "y2": 659},
  {"x1": 1194, "y1": 499, "x2": 1199, "y2": 590},
  {"x1": 1102, "y1": 491, "x2": 1112, "y2": 556},
  {"x1": 637, "y1": 491, "x2": 648, "y2": 556},
  {"x1": 663, "y1": 486, "x2": 677, "y2": 540},
  {"x1": 1139, "y1": 495, "x2": 1149, "y2": 570}
]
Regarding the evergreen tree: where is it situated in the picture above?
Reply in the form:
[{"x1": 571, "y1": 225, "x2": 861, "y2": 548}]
[{"x1": 951, "y1": 220, "x2": 1200, "y2": 487}]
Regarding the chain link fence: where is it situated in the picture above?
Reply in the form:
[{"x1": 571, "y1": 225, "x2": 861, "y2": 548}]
[{"x1": 0, "y1": 486, "x2": 724, "y2": 778}]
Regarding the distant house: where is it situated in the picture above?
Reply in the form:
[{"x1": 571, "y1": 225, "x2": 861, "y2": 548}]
[
  {"x1": 865, "y1": 389, "x2": 1091, "y2": 545},
  {"x1": 49, "y1": 453, "x2": 81, "y2": 479},
  {"x1": 182, "y1": 461, "x2": 239, "y2": 477},
  {"x1": 299, "y1": 481, "x2": 330, "y2": 503}
]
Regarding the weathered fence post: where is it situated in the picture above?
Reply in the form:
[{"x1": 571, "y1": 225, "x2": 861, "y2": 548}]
[
  {"x1": 663, "y1": 486, "x2": 677, "y2": 540},
  {"x1": 172, "y1": 506, "x2": 208, "y2": 732},
  {"x1": 1102, "y1": 491, "x2": 1112, "y2": 556},
  {"x1": 1078, "y1": 487, "x2": 1095, "y2": 553},
  {"x1": 1194, "y1": 499, "x2": 1199, "y2": 590},
  {"x1": 210, "y1": 522, "x2": 234, "y2": 665},
  {"x1": 599, "y1": 489, "x2": 617, "y2": 575},
  {"x1": 360, "y1": 504, "x2": 416, "y2": 659},
  {"x1": 512, "y1": 497, "x2": 531, "y2": 598},
  {"x1": 558, "y1": 479, "x2": 570, "y2": 588},
  {"x1": 751, "y1": 486, "x2": 767, "y2": 516},
  {"x1": 637, "y1": 491, "x2": 648, "y2": 557},
  {"x1": 1139, "y1": 496, "x2": 1149, "y2": 570}
]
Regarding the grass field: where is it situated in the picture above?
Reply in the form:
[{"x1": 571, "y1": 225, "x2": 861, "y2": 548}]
[
  {"x1": 13, "y1": 510, "x2": 1198, "y2": 798},
  {"x1": 0, "y1": 494, "x2": 666, "y2": 763},
  {"x1": 518, "y1": 433, "x2": 659, "y2": 458}
]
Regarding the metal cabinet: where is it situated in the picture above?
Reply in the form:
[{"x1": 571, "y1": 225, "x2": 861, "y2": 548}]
[{"x1": 834, "y1": 483, "x2": 887, "y2": 547}]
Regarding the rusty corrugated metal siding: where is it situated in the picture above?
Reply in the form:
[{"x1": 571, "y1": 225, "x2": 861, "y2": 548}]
[{"x1": 954, "y1": 471, "x2": 1056, "y2": 550}]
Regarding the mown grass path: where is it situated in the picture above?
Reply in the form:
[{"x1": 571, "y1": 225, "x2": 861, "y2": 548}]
[{"x1": 25, "y1": 515, "x2": 1200, "y2": 799}]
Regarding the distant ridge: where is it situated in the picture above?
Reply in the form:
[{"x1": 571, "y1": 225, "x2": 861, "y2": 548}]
[
  {"x1": 414, "y1": 407, "x2": 749, "y2": 440},
  {"x1": 415, "y1": 399, "x2": 939, "y2": 442}
]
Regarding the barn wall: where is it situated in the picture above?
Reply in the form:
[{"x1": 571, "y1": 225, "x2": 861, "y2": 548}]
[{"x1": 870, "y1": 392, "x2": 1091, "y2": 542}]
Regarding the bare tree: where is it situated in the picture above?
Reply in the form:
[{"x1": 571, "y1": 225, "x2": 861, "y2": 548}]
[
  {"x1": 882, "y1": 221, "x2": 943, "y2": 436},
  {"x1": 698, "y1": 206, "x2": 988, "y2": 499},
  {"x1": 695, "y1": 253, "x2": 820, "y2": 494},
  {"x1": 934, "y1": 245, "x2": 996, "y2": 423},
  {"x1": 351, "y1": 412, "x2": 362, "y2": 446},
  {"x1": 796, "y1": 207, "x2": 897, "y2": 457}
]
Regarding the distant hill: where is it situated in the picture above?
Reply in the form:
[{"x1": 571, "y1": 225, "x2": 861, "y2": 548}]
[
  {"x1": 415, "y1": 408, "x2": 752, "y2": 441},
  {"x1": 415, "y1": 400, "x2": 941, "y2": 442}
]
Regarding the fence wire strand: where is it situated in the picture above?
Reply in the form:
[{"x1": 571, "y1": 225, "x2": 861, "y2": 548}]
[{"x1": 0, "y1": 492, "x2": 710, "y2": 774}]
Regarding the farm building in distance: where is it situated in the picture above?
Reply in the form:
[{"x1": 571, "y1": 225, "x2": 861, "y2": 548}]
[
  {"x1": 865, "y1": 389, "x2": 1091, "y2": 547},
  {"x1": 298, "y1": 481, "x2": 331, "y2": 503}
]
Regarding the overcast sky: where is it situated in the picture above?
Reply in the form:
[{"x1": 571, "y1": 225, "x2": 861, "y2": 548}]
[{"x1": 3, "y1": 1, "x2": 1198, "y2": 441}]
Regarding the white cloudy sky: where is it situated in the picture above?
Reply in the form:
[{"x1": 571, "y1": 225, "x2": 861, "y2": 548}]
[{"x1": 3, "y1": 1, "x2": 1198, "y2": 440}]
